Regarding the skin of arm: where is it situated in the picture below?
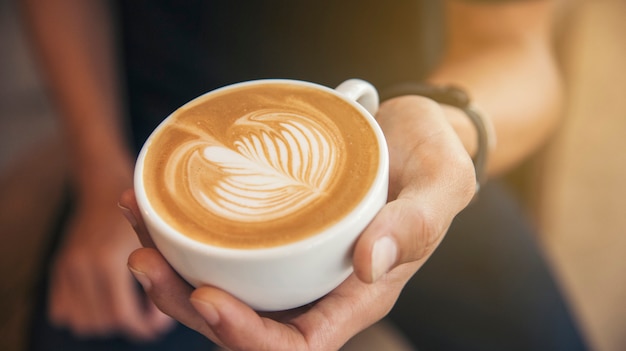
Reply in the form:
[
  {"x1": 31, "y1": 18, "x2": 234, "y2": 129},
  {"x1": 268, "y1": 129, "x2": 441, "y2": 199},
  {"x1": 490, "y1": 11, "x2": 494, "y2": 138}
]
[
  {"x1": 21, "y1": 0, "x2": 131, "y2": 189},
  {"x1": 123, "y1": 1, "x2": 565, "y2": 350},
  {"x1": 20, "y1": 0, "x2": 172, "y2": 340},
  {"x1": 431, "y1": 0, "x2": 563, "y2": 176}
]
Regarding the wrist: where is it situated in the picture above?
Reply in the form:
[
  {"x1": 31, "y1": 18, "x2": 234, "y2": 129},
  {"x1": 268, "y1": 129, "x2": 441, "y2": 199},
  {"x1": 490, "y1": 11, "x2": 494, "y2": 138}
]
[{"x1": 70, "y1": 146, "x2": 135, "y2": 206}]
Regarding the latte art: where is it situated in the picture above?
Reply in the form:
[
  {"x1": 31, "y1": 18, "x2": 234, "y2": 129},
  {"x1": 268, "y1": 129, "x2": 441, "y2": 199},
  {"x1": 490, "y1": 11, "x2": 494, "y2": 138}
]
[
  {"x1": 171, "y1": 109, "x2": 344, "y2": 222},
  {"x1": 142, "y1": 83, "x2": 379, "y2": 248}
]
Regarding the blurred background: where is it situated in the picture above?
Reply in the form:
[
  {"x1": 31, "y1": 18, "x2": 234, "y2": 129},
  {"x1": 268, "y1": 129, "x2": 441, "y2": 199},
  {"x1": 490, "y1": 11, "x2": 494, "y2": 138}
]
[{"x1": 1, "y1": 0, "x2": 625, "y2": 350}]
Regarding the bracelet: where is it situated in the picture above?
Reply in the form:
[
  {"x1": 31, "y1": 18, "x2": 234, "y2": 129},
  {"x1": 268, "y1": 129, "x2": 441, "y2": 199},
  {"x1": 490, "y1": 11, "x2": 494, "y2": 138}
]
[{"x1": 380, "y1": 82, "x2": 495, "y2": 195}]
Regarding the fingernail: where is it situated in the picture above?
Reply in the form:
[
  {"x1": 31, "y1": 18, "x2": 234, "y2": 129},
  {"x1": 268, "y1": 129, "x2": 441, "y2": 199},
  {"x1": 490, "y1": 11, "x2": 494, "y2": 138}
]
[
  {"x1": 371, "y1": 236, "x2": 397, "y2": 282},
  {"x1": 118, "y1": 202, "x2": 138, "y2": 228},
  {"x1": 190, "y1": 298, "x2": 220, "y2": 326},
  {"x1": 129, "y1": 266, "x2": 152, "y2": 291}
]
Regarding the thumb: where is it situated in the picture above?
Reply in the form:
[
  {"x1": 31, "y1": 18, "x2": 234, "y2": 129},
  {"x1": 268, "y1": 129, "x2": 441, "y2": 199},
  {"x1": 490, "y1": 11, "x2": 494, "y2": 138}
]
[{"x1": 353, "y1": 197, "x2": 449, "y2": 284}]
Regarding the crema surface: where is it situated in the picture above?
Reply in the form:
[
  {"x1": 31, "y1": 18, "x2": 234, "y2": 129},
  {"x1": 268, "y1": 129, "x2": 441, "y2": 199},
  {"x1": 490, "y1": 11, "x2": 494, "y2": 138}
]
[{"x1": 143, "y1": 83, "x2": 379, "y2": 248}]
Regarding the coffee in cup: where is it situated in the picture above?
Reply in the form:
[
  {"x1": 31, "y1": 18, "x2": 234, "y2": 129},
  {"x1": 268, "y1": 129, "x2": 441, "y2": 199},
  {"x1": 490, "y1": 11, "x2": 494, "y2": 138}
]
[
  {"x1": 135, "y1": 79, "x2": 388, "y2": 310},
  {"x1": 142, "y1": 81, "x2": 380, "y2": 249}
]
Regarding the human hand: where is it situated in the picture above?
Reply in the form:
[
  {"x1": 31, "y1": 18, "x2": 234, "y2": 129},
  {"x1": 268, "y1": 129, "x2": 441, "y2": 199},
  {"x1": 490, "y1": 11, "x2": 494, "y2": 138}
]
[
  {"x1": 352, "y1": 95, "x2": 476, "y2": 284},
  {"x1": 123, "y1": 95, "x2": 476, "y2": 350},
  {"x1": 123, "y1": 187, "x2": 418, "y2": 350},
  {"x1": 48, "y1": 191, "x2": 174, "y2": 341}
]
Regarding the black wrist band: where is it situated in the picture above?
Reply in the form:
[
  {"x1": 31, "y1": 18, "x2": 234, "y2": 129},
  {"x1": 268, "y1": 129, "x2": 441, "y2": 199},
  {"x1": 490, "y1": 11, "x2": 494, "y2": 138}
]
[{"x1": 380, "y1": 83, "x2": 494, "y2": 195}]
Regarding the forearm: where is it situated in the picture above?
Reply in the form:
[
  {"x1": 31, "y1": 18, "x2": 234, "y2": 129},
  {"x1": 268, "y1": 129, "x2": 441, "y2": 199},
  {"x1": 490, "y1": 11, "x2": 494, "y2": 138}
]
[
  {"x1": 21, "y1": 0, "x2": 132, "y2": 201},
  {"x1": 430, "y1": 0, "x2": 563, "y2": 176}
]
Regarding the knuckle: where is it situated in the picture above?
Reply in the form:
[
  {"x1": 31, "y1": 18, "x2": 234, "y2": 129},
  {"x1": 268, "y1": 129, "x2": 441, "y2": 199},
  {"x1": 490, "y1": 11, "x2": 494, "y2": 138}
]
[
  {"x1": 454, "y1": 151, "x2": 479, "y2": 202},
  {"x1": 412, "y1": 207, "x2": 444, "y2": 259}
]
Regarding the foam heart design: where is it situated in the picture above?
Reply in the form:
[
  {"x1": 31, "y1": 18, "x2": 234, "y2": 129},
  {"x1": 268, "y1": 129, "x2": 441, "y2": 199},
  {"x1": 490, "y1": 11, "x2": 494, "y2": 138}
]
[{"x1": 190, "y1": 111, "x2": 342, "y2": 222}]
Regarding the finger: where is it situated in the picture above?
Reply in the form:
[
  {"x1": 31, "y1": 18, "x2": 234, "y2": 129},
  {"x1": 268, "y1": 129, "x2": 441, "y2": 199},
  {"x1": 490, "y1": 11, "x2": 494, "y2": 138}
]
[
  {"x1": 112, "y1": 268, "x2": 176, "y2": 341},
  {"x1": 49, "y1": 239, "x2": 116, "y2": 336},
  {"x1": 353, "y1": 197, "x2": 449, "y2": 284},
  {"x1": 190, "y1": 287, "x2": 308, "y2": 351},
  {"x1": 119, "y1": 189, "x2": 155, "y2": 248},
  {"x1": 53, "y1": 247, "x2": 107, "y2": 335},
  {"x1": 109, "y1": 270, "x2": 163, "y2": 341},
  {"x1": 190, "y1": 271, "x2": 407, "y2": 351},
  {"x1": 69, "y1": 253, "x2": 116, "y2": 336},
  {"x1": 144, "y1": 299, "x2": 176, "y2": 334},
  {"x1": 127, "y1": 248, "x2": 218, "y2": 341},
  {"x1": 48, "y1": 264, "x2": 71, "y2": 328}
]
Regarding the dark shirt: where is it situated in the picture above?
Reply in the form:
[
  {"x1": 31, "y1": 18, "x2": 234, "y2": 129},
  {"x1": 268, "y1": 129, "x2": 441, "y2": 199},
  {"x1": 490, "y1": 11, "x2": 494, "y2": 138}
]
[{"x1": 115, "y1": 1, "x2": 445, "y2": 150}]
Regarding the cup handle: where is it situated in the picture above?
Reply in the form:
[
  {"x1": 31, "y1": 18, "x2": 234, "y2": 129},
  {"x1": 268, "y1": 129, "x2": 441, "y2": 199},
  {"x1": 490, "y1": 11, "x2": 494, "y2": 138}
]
[{"x1": 335, "y1": 79, "x2": 379, "y2": 117}]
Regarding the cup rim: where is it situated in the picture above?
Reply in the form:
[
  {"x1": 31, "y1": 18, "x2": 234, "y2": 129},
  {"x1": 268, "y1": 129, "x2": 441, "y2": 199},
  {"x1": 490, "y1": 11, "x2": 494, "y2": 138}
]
[{"x1": 134, "y1": 78, "x2": 389, "y2": 258}]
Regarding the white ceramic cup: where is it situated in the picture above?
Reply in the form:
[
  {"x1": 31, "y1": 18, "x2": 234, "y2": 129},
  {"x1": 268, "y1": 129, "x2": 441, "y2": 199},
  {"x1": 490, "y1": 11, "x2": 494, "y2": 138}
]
[{"x1": 134, "y1": 79, "x2": 389, "y2": 311}]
